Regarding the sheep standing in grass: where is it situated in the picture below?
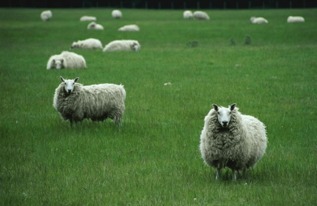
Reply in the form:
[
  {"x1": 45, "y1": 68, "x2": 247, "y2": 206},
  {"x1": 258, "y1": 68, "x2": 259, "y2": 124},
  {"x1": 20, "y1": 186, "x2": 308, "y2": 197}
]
[
  {"x1": 40, "y1": 10, "x2": 52, "y2": 21},
  {"x1": 47, "y1": 51, "x2": 86, "y2": 69},
  {"x1": 118, "y1": 24, "x2": 140, "y2": 32},
  {"x1": 193, "y1": 11, "x2": 210, "y2": 20},
  {"x1": 87, "y1": 22, "x2": 104, "y2": 30},
  {"x1": 103, "y1": 40, "x2": 141, "y2": 52},
  {"x1": 183, "y1": 10, "x2": 193, "y2": 19},
  {"x1": 112, "y1": 10, "x2": 122, "y2": 19},
  {"x1": 53, "y1": 77, "x2": 126, "y2": 125},
  {"x1": 80, "y1": 16, "x2": 97, "y2": 22},
  {"x1": 71, "y1": 38, "x2": 103, "y2": 50},
  {"x1": 199, "y1": 103, "x2": 267, "y2": 180},
  {"x1": 287, "y1": 16, "x2": 305, "y2": 23},
  {"x1": 250, "y1": 17, "x2": 268, "y2": 24}
]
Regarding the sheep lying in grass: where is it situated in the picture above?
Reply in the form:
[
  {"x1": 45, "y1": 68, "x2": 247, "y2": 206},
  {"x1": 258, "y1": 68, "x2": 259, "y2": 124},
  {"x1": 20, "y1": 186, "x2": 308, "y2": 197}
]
[
  {"x1": 80, "y1": 16, "x2": 97, "y2": 22},
  {"x1": 287, "y1": 16, "x2": 305, "y2": 23},
  {"x1": 199, "y1": 103, "x2": 267, "y2": 180},
  {"x1": 118, "y1": 24, "x2": 140, "y2": 32},
  {"x1": 53, "y1": 77, "x2": 126, "y2": 125},
  {"x1": 112, "y1": 10, "x2": 122, "y2": 19},
  {"x1": 87, "y1": 22, "x2": 104, "y2": 30},
  {"x1": 250, "y1": 17, "x2": 268, "y2": 24},
  {"x1": 40, "y1": 10, "x2": 52, "y2": 21},
  {"x1": 47, "y1": 51, "x2": 86, "y2": 69},
  {"x1": 183, "y1": 10, "x2": 193, "y2": 19},
  {"x1": 103, "y1": 40, "x2": 141, "y2": 52},
  {"x1": 193, "y1": 11, "x2": 210, "y2": 20},
  {"x1": 71, "y1": 38, "x2": 103, "y2": 50}
]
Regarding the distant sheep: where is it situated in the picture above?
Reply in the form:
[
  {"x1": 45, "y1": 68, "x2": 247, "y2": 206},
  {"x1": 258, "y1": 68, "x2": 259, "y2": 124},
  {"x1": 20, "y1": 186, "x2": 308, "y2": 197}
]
[
  {"x1": 199, "y1": 104, "x2": 267, "y2": 180},
  {"x1": 287, "y1": 16, "x2": 305, "y2": 23},
  {"x1": 40, "y1": 10, "x2": 52, "y2": 21},
  {"x1": 112, "y1": 10, "x2": 122, "y2": 19},
  {"x1": 87, "y1": 22, "x2": 104, "y2": 30},
  {"x1": 183, "y1": 10, "x2": 193, "y2": 19},
  {"x1": 193, "y1": 11, "x2": 210, "y2": 20},
  {"x1": 53, "y1": 77, "x2": 126, "y2": 125},
  {"x1": 250, "y1": 17, "x2": 268, "y2": 24},
  {"x1": 118, "y1": 24, "x2": 140, "y2": 32},
  {"x1": 103, "y1": 40, "x2": 141, "y2": 52},
  {"x1": 71, "y1": 38, "x2": 103, "y2": 50},
  {"x1": 80, "y1": 16, "x2": 97, "y2": 22},
  {"x1": 47, "y1": 51, "x2": 86, "y2": 70}
]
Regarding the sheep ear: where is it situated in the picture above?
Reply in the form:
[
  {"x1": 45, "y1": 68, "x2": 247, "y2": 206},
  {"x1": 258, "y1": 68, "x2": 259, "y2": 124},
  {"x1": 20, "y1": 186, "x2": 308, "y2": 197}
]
[
  {"x1": 213, "y1": 104, "x2": 219, "y2": 111},
  {"x1": 60, "y1": 76, "x2": 65, "y2": 82},
  {"x1": 74, "y1": 77, "x2": 79, "y2": 82},
  {"x1": 230, "y1": 103, "x2": 236, "y2": 111}
]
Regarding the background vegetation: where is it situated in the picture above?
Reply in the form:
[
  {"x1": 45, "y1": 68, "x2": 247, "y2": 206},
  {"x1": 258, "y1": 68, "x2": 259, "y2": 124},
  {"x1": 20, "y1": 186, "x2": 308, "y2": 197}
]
[{"x1": 0, "y1": 8, "x2": 316, "y2": 205}]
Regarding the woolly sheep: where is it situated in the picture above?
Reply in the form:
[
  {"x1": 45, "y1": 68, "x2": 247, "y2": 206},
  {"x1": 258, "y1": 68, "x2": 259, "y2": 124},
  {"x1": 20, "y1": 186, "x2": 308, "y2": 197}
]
[
  {"x1": 80, "y1": 16, "x2": 97, "y2": 22},
  {"x1": 47, "y1": 51, "x2": 86, "y2": 70},
  {"x1": 199, "y1": 103, "x2": 267, "y2": 180},
  {"x1": 183, "y1": 10, "x2": 193, "y2": 19},
  {"x1": 71, "y1": 38, "x2": 103, "y2": 50},
  {"x1": 87, "y1": 22, "x2": 104, "y2": 30},
  {"x1": 193, "y1": 11, "x2": 210, "y2": 20},
  {"x1": 53, "y1": 77, "x2": 126, "y2": 125},
  {"x1": 40, "y1": 10, "x2": 52, "y2": 21},
  {"x1": 118, "y1": 24, "x2": 140, "y2": 32},
  {"x1": 103, "y1": 40, "x2": 141, "y2": 52},
  {"x1": 112, "y1": 10, "x2": 122, "y2": 19},
  {"x1": 287, "y1": 16, "x2": 305, "y2": 23},
  {"x1": 250, "y1": 16, "x2": 268, "y2": 24}
]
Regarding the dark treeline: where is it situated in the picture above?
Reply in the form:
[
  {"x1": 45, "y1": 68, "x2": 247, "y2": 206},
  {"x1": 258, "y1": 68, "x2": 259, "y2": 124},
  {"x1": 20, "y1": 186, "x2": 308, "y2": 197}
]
[{"x1": 1, "y1": 0, "x2": 316, "y2": 9}]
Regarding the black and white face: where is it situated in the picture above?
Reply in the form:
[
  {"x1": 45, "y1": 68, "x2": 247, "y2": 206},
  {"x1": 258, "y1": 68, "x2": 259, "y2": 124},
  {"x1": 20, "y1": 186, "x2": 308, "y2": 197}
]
[
  {"x1": 60, "y1": 77, "x2": 79, "y2": 94},
  {"x1": 53, "y1": 58, "x2": 64, "y2": 69},
  {"x1": 213, "y1": 104, "x2": 236, "y2": 127}
]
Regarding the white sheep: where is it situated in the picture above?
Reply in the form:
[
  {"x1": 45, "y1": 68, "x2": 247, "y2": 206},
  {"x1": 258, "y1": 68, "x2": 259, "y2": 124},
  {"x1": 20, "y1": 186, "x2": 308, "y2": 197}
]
[
  {"x1": 118, "y1": 24, "x2": 140, "y2": 32},
  {"x1": 250, "y1": 16, "x2": 268, "y2": 24},
  {"x1": 80, "y1": 16, "x2": 97, "y2": 22},
  {"x1": 53, "y1": 77, "x2": 126, "y2": 125},
  {"x1": 287, "y1": 16, "x2": 305, "y2": 23},
  {"x1": 183, "y1": 10, "x2": 193, "y2": 19},
  {"x1": 199, "y1": 103, "x2": 267, "y2": 180},
  {"x1": 193, "y1": 11, "x2": 210, "y2": 20},
  {"x1": 87, "y1": 22, "x2": 104, "y2": 30},
  {"x1": 40, "y1": 10, "x2": 52, "y2": 21},
  {"x1": 103, "y1": 40, "x2": 141, "y2": 52},
  {"x1": 112, "y1": 10, "x2": 122, "y2": 19},
  {"x1": 47, "y1": 51, "x2": 86, "y2": 70},
  {"x1": 71, "y1": 38, "x2": 103, "y2": 50}
]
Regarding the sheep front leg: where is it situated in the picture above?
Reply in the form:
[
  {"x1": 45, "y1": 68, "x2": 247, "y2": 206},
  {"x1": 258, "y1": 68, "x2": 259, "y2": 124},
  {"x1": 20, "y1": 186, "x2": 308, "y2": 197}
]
[
  {"x1": 232, "y1": 170, "x2": 238, "y2": 181},
  {"x1": 215, "y1": 168, "x2": 221, "y2": 180}
]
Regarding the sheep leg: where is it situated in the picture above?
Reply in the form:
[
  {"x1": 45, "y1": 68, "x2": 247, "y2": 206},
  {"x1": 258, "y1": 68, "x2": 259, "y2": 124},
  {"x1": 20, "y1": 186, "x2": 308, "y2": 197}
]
[
  {"x1": 232, "y1": 170, "x2": 237, "y2": 181},
  {"x1": 215, "y1": 168, "x2": 221, "y2": 180}
]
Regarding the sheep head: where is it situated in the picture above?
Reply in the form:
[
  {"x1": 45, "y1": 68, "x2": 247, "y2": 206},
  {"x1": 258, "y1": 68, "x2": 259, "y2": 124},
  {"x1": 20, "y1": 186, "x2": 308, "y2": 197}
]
[
  {"x1": 60, "y1": 76, "x2": 79, "y2": 94},
  {"x1": 213, "y1": 103, "x2": 236, "y2": 128}
]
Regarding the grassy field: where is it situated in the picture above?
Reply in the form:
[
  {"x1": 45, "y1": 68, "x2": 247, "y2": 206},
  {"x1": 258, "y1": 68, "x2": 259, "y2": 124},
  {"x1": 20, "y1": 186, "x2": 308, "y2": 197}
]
[{"x1": 0, "y1": 8, "x2": 317, "y2": 205}]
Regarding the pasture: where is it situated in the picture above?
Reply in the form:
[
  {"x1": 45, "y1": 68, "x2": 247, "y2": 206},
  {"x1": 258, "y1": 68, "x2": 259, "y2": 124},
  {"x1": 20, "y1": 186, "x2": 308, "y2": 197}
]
[{"x1": 0, "y1": 8, "x2": 316, "y2": 205}]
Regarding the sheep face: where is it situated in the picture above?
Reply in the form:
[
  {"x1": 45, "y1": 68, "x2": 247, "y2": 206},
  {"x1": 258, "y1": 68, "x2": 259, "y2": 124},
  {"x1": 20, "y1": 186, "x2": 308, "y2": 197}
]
[
  {"x1": 213, "y1": 104, "x2": 236, "y2": 127},
  {"x1": 53, "y1": 58, "x2": 65, "y2": 69},
  {"x1": 71, "y1": 42, "x2": 79, "y2": 49},
  {"x1": 130, "y1": 42, "x2": 140, "y2": 51},
  {"x1": 60, "y1": 76, "x2": 79, "y2": 94}
]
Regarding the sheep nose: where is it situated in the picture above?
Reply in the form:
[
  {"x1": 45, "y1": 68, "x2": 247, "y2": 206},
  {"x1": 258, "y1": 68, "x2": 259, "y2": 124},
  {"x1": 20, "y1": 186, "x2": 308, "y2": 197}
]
[{"x1": 222, "y1": 121, "x2": 228, "y2": 127}]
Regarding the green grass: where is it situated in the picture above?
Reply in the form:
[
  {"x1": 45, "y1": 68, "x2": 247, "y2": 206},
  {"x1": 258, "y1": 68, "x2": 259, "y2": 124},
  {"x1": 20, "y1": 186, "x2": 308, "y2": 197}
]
[{"x1": 0, "y1": 8, "x2": 317, "y2": 205}]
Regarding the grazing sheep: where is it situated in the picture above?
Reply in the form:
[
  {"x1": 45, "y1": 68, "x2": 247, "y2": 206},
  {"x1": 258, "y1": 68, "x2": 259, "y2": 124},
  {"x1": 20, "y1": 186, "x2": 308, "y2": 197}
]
[
  {"x1": 71, "y1": 38, "x2": 103, "y2": 50},
  {"x1": 47, "y1": 51, "x2": 86, "y2": 70},
  {"x1": 287, "y1": 16, "x2": 305, "y2": 23},
  {"x1": 40, "y1": 10, "x2": 52, "y2": 21},
  {"x1": 183, "y1": 10, "x2": 193, "y2": 19},
  {"x1": 193, "y1": 11, "x2": 210, "y2": 20},
  {"x1": 250, "y1": 17, "x2": 268, "y2": 24},
  {"x1": 80, "y1": 16, "x2": 97, "y2": 22},
  {"x1": 87, "y1": 22, "x2": 104, "y2": 30},
  {"x1": 103, "y1": 40, "x2": 141, "y2": 52},
  {"x1": 118, "y1": 24, "x2": 140, "y2": 32},
  {"x1": 53, "y1": 77, "x2": 126, "y2": 125},
  {"x1": 199, "y1": 103, "x2": 267, "y2": 180},
  {"x1": 112, "y1": 10, "x2": 122, "y2": 19}
]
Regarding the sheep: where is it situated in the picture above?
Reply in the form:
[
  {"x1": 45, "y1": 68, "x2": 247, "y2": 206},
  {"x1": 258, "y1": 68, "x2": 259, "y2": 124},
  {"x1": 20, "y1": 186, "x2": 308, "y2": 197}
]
[
  {"x1": 118, "y1": 24, "x2": 140, "y2": 32},
  {"x1": 193, "y1": 11, "x2": 210, "y2": 20},
  {"x1": 287, "y1": 16, "x2": 305, "y2": 23},
  {"x1": 40, "y1": 10, "x2": 52, "y2": 21},
  {"x1": 199, "y1": 103, "x2": 267, "y2": 180},
  {"x1": 80, "y1": 16, "x2": 97, "y2": 22},
  {"x1": 87, "y1": 22, "x2": 104, "y2": 30},
  {"x1": 103, "y1": 40, "x2": 141, "y2": 52},
  {"x1": 71, "y1": 38, "x2": 103, "y2": 50},
  {"x1": 183, "y1": 10, "x2": 193, "y2": 19},
  {"x1": 250, "y1": 17, "x2": 268, "y2": 24},
  {"x1": 53, "y1": 77, "x2": 126, "y2": 125},
  {"x1": 47, "y1": 51, "x2": 86, "y2": 70},
  {"x1": 112, "y1": 10, "x2": 122, "y2": 19}
]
